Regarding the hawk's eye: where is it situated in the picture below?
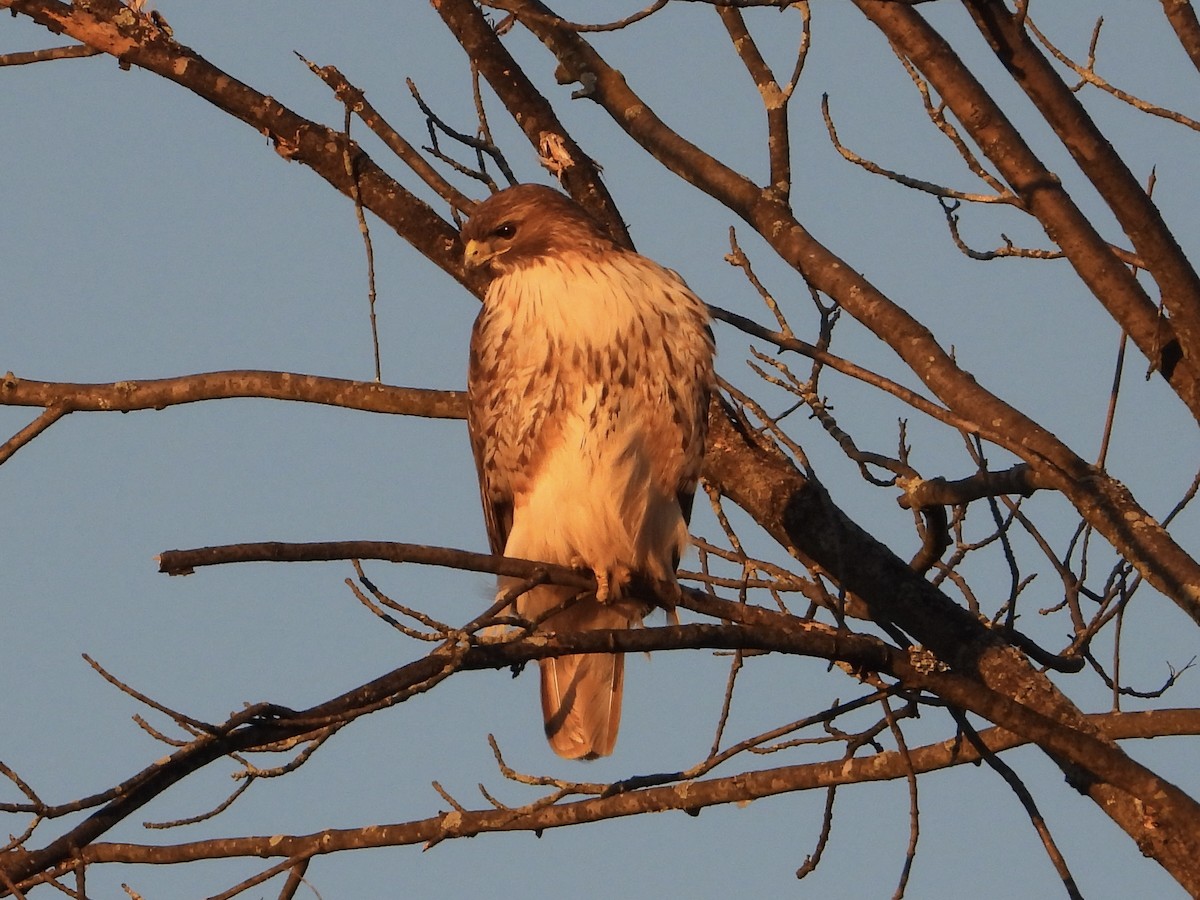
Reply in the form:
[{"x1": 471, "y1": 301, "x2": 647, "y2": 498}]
[{"x1": 493, "y1": 223, "x2": 517, "y2": 240}]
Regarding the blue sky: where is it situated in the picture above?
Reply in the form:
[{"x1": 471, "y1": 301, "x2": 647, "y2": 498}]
[{"x1": 4, "y1": 2, "x2": 1200, "y2": 897}]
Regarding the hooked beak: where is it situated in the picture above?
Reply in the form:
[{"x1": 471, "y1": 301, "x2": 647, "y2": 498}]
[{"x1": 463, "y1": 238, "x2": 494, "y2": 269}]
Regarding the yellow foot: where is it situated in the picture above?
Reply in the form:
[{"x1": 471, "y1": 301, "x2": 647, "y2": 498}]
[{"x1": 594, "y1": 568, "x2": 611, "y2": 603}]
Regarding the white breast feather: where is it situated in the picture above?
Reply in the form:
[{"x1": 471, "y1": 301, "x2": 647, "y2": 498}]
[{"x1": 484, "y1": 252, "x2": 711, "y2": 602}]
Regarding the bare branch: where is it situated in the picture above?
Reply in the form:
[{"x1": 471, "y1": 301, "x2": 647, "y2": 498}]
[
  {"x1": 339, "y1": 104, "x2": 384, "y2": 383},
  {"x1": 481, "y1": 0, "x2": 672, "y2": 33},
  {"x1": 156, "y1": 539, "x2": 592, "y2": 588},
  {"x1": 822, "y1": 94, "x2": 1013, "y2": 204},
  {"x1": 0, "y1": 0, "x2": 468, "y2": 284},
  {"x1": 717, "y1": 6, "x2": 792, "y2": 198},
  {"x1": 434, "y1": 0, "x2": 632, "y2": 245},
  {"x1": 0, "y1": 370, "x2": 464, "y2": 419},
  {"x1": 959, "y1": 0, "x2": 1200, "y2": 394},
  {"x1": 406, "y1": 77, "x2": 517, "y2": 189},
  {"x1": 897, "y1": 464, "x2": 1055, "y2": 509},
  {"x1": 949, "y1": 710, "x2": 1083, "y2": 899},
  {"x1": 296, "y1": 54, "x2": 475, "y2": 214},
  {"x1": 1161, "y1": 0, "x2": 1200, "y2": 74},
  {"x1": 881, "y1": 698, "x2": 918, "y2": 899},
  {"x1": 1027, "y1": 16, "x2": 1200, "y2": 131},
  {"x1": 53, "y1": 707, "x2": 1200, "y2": 878},
  {"x1": 0, "y1": 405, "x2": 69, "y2": 467},
  {"x1": 0, "y1": 43, "x2": 100, "y2": 65},
  {"x1": 938, "y1": 197, "x2": 1067, "y2": 261}
]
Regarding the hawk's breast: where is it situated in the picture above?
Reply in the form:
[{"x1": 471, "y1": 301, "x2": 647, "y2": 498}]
[{"x1": 468, "y1": 250, "x2": 713, "y2": 590}]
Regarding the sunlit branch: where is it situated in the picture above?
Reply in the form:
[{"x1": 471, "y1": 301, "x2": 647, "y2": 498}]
[
  {"x1": 1027, "y1": 16, "x2": 1200, "y2": 132},
  {"x1": 0, "y1": 370, "x2": 463, "y2": 419},
  {"x1": 0, "y1": 405, "x2": 68, "y2": 466},
  {"x1": 859, "y1": 0, "x2": 1198, "y2": 413},
  {"x1": 48, "y1": 707, "x2": 1200, "y2": 879},
  {"x1": 853, "y1": 0, "x2": 1200, "y2": 629},
  {"x1": 295, "y1": 55, "x2": 474, "y2": 218},
  {"x1": 0, "y1": 43, "x2": 100, "y2": 65},
  {"x1": 822, "y1": 94, "x2": 1014, "y2": 204},
  {"x1": 896, "y1": 464, "x2": 1055, "y2": 509},
  {"x1": 939, "y1": 197, "x2": 1067, "y2": 261},
  {"x1": 890, "y1": 49, "x2": 1010, "y2": 196},
  {"x1": 717, "y1": 6, "x2": 792, "y2": 198},
  {"x1": 156, "y1": 539, "x2": 591, "y2": 590},
  {"x1": 1161, "y1": 0, "x2": 1200, "y2": 74},
  {"x1": 707, "y1": 306, "x2": 980, "y2": 433},
  {"x1": 481, "y1": 0, "x2": 671, "y2": 33}
]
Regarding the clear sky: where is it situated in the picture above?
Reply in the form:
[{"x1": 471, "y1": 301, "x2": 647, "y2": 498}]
[{"x1": 3, "y1": 2, "x2": 1199, "y2": 897}]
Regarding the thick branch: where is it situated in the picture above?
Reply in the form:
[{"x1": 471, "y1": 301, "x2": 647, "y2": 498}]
[
  {"x1": 702, "y1": 399, "x2": 1200, "y2": 893},
  {"x1": 858, "y1": 0, "x2": 1198, "y2": 410},
  {"x1": 1161, "y1": 0, "x2": 1200, "y2": 75},
  {"x1": 897, "y1": 464, "x2": 1055, "y2": 509}
]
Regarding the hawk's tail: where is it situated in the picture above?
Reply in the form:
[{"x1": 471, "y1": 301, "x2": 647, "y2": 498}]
[
  {"x1": 533, "y1": 595, "x2": 639, "y2": 760},
  {"x1": 539, "y1": 650, "x2": 625, "y2": 760}
]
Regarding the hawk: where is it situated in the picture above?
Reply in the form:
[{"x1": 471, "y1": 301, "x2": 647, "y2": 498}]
[{"x1": 462, "y1": 184, "x2": 715, "y2": 759}]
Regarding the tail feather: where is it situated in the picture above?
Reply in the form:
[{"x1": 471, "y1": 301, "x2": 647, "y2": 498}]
[
  {"x1": 540, "y1": 651, "x2": 624, "y2": 760},
  {"x1": 518, "y1": 589, "x2": 642, "y2": 759}
]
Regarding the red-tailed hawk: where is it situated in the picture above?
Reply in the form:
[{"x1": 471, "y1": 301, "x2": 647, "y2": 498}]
[{"x1": 463, "y1": 184, "x2": 715, "y2": 759}]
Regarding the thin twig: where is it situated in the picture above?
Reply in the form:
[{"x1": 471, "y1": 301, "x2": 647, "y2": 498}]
[
  {"x1": 1029, "y1": 16, "x2": 1200, "y2": 131},
  {"x1": 882, "y1": 698, "x2": 919, "y2": 900},
  {"x1": 81, "y1": 654, "x2": 216, "y2": 733},
  {"x1": 950, "y1": 709, "x2": 1083, "y2": 899},
  {"x1": 0, "y1": 44, "x2": 100, "y2": 65},
  {"x1": 143, "y1": 778, "x2": 254, "y2": 830},
  {"x1": 823, "y1": 94, "x2": 1014, "y2": 204},
  {"x1": 481, "y1": 0, "x2": 671, "y2": 32},
  {"x1": 207, "y1": 854, "x2": 316, "y2": 900},
  {"x1": 296, "y1": 53, "x2": 474, "y2": 214},
  {"x1": 795, "y1": 786, "x2": 837, "y2": 879},
  {"x1": 0, "y1": 405, "x2": 69, "y2": 467},
  {"x1": 340, "y1": 107, "x2": 383, "y2": 382}
]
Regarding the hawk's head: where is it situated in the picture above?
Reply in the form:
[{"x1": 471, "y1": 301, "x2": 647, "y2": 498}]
[{"x1": 461, "y1": 184, "x2": 618, "y2": 275}]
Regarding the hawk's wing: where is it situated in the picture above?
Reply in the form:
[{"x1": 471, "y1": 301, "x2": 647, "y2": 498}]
[
  {"x1": 674, "y1": 322, "x2": 715, "y2": 531},
  {"x1": 466, "y1": 337, "x2": 513, "y2": 557}
]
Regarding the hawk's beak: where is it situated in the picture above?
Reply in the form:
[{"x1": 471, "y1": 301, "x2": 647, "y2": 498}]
[{"x1": 463, "y1": 238, "x2": 492, "y2": 269}]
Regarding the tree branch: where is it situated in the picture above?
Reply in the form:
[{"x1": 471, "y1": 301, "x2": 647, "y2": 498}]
[
  {"x1": 1161, "y1": 0, "x2": 1200, "y2": 74},
  {"x1": 897, "y1": 464, "x2": 1056, "y2": 509},
  {"x1": 0, "y1": 370, "x2": 462, "y2": 419},
  {"x1": 156, "y1": 539, "x2": 590, "y2": 588}
]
